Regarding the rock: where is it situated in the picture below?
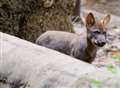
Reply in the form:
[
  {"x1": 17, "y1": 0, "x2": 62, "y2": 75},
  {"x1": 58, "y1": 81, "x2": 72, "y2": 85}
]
[
  {"x1": 1, "y1": 32, "x2": 120, "y2": 88},
  {"x1": 0, "y1": 32, "x2": 95, "y2": 88}
]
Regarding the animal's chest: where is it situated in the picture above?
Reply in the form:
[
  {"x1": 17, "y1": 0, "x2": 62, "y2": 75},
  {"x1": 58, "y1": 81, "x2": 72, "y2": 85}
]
[
  {"x1": 83, "y1": 48, "x2": 97, "y2": 62},
  {"x1": 70, "y1": 39, "x2": 87, "y2": 59},
  {"x1": 70, "y1": 40, "x2": 97, "y2": 63}
]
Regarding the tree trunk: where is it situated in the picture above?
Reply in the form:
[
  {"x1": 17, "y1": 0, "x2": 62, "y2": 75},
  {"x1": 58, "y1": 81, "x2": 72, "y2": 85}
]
[
  {"x1": 72, "y1": 0, "x2": 82, "y2": 22},
  {"x1": 73, "y1": 0, "x2": 80, "y2": 17}
]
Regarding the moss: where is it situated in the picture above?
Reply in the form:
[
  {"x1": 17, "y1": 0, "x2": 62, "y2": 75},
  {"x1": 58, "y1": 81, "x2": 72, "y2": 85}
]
[{"x1": 0, "y1": 0, "x2": 76, "y2": 42}]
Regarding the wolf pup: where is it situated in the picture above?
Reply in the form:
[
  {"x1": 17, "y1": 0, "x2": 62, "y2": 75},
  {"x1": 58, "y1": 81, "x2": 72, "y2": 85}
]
[{"x1": 36, "y1": 12, "x2": 111, "y2": 63}]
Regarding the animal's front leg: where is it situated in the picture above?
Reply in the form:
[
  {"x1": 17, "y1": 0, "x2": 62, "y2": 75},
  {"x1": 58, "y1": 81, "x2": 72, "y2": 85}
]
[
  {"x1": 70, "y1": 47, "x2": 81, "y2": 59},
  {"x1": 70, "y1": 48, "x2": 75, "y2": 57}
]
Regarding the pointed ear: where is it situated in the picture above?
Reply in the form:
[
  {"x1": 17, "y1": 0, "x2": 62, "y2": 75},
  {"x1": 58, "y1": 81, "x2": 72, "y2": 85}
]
[
  {"x1": 86, "y1": 12, "x2": 95, "y2": 27},
  {"x1": 100, "y1": 14, "x2": 111, "y2": 26}
]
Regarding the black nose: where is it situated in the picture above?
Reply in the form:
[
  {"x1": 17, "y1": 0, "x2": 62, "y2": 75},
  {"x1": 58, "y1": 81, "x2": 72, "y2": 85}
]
[
  {"x1": 101, "y1": 42, "x2": 106, "y2": 45},
  {"x1": 95, "y1": 42, "x2": 106, "y2": 47}
]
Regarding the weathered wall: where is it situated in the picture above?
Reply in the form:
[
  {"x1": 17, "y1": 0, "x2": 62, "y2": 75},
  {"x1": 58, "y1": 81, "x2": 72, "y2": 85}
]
[{"x1": 0, "y1": 0, "x2": 76, "y2": 42}]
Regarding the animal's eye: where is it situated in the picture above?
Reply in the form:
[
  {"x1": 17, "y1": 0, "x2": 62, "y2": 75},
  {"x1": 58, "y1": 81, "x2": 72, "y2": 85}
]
[
  {"x1": 103, "y1": 32, "x2": 106, "y2": 34},
  {"x1": 93, "y1": 31, "x2": 100, "y2": 34}
]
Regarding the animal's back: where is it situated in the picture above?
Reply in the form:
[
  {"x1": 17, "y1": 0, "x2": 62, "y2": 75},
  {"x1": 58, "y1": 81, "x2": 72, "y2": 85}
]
[
  {"x1": 36, "y1": 31, "x2": 78, "y2": 43},
  {"x1": 36, "y1": 31, "x2": 89, "y2": 61},
  {"x1": 36, "y1": 31, "x2": 80, "y2": 54}
]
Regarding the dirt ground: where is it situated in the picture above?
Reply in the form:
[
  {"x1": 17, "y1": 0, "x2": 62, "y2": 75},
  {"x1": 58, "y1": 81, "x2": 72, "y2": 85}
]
[{"x1": 91, "y1": 0, "x2": 120, "y2": 16}]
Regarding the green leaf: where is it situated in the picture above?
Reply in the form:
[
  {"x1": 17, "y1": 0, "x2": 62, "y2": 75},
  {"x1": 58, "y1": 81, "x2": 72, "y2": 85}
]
[
  {"x1": 106, "y1": 64, "x2": 117, "y2": 74},
  {"x1": 91, "y1": 79, "x2": 103, "y2": 88},
  {"x1": 115, "y1": 55, "x2": 120, "y2": 63}
]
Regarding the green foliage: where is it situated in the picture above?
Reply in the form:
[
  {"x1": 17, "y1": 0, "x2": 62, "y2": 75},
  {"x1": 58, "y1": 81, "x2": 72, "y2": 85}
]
[
  {"x1": 106, "y1": 63, "x2": 120, "y2": 76},
  {"x1": 106, "y1": 64, "x2": 117, "y2": 74},
  {"x1": 115, "y1": 55, "x2": 120, "y2": 63},
  {"x1": 91, "y1": 79, "x2": 103, "y2": 88},
  {"x1": 106, "y1": 53, "x2": 120, "y2": 75}
]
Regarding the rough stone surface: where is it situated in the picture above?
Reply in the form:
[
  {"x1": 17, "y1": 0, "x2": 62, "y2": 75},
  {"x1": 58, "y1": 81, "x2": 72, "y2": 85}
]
[
  {"x1": 1, "y1": 32, "x2": 120, "y2": 88},
  {"x1": 0, "y1": 32, "x2": 95, "y2": 88}
]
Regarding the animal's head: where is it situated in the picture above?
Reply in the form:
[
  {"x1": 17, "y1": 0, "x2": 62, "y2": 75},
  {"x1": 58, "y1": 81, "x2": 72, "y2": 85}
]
[{"x1": 85, "y1": 12, "x2": 111, "y2": 47}]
